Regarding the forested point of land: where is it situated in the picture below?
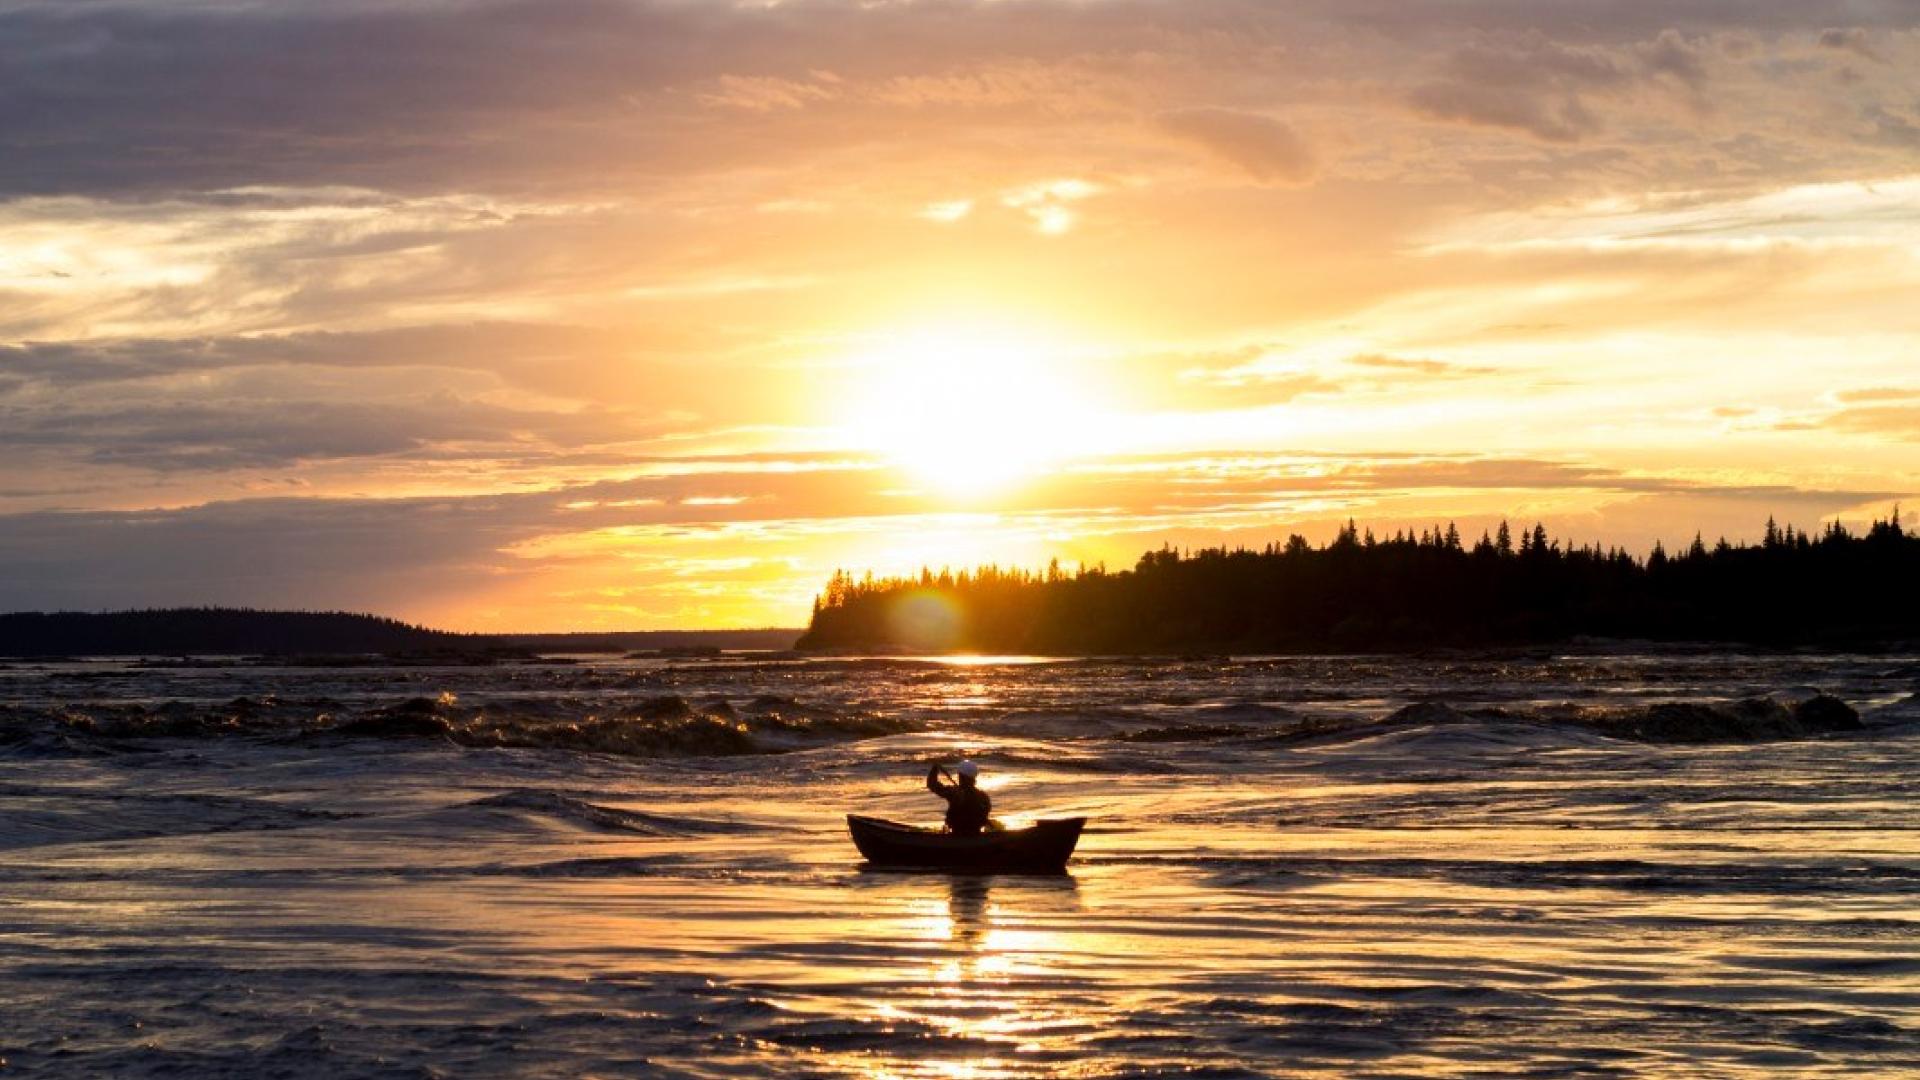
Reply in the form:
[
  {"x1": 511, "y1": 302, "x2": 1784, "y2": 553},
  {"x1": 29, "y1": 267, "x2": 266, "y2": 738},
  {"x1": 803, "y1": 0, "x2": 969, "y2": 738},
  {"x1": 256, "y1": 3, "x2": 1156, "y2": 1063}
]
[
  {"x1": 798, "y1": 515, "x2": 1920, "y2": 653},
  {"x1": 0, "y1": 608, "x2": 459, "y2": 657}
]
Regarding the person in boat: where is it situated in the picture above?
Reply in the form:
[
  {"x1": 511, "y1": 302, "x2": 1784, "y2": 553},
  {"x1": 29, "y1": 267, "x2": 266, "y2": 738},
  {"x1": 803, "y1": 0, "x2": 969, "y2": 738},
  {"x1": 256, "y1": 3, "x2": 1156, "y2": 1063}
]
[{"x1": 926, "y1": 759, "x2": 992, "y2": 835}]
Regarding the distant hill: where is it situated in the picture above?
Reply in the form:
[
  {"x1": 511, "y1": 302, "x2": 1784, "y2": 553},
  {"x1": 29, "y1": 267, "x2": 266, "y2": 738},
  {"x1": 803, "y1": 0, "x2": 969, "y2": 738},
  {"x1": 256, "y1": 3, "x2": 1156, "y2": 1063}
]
[
  {"x1": 800, "y1": 515, "x2": 1920, "y2": 654},
  {"x1": 0, "y1": 608, "x2": 457, "y2": 657},
  {"x1": 0, "y1": 608, "x2": 801, "y2": 657}
]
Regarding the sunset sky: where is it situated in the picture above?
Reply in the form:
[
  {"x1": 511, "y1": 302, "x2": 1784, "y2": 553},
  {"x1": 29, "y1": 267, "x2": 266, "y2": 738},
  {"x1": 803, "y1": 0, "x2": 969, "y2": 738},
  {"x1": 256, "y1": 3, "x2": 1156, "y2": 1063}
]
[{"x1": 3, "y1": 1, "x2": 1918, "y2": 630}]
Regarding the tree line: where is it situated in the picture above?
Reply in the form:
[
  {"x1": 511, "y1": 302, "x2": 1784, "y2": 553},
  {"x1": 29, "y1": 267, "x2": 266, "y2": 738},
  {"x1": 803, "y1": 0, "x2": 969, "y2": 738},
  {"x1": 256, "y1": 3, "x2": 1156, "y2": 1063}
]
[
  {"x1": 0, "y1": 608, "x2": 805, "y2": 657},
  {"x1": 798, "y1": 513, "x2": 1920, "y2": 652},
  {"x1": 0, "y1": 607, "x2": 460, "y2": 657}
]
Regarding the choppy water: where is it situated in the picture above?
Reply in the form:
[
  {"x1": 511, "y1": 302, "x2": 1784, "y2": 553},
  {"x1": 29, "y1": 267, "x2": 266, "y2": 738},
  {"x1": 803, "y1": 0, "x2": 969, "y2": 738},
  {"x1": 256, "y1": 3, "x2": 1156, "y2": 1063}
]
[{"x1": 0, "y1": 652, "x2": 1916, "y2": 1078}]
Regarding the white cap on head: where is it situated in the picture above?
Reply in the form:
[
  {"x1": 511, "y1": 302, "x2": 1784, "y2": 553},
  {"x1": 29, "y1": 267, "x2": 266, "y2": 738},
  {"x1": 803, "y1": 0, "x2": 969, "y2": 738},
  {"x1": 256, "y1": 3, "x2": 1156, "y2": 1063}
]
[{"x1": 954, "y1": 759, "x2": 979, "y2": 779}]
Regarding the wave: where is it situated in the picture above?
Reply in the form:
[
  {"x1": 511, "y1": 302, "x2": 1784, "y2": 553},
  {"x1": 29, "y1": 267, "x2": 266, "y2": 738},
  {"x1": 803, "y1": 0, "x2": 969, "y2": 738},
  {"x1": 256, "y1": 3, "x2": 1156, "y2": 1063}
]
[
  {"x1": 328, "y1": 693, "x2": 919, "y2": 757},
  {"x1": 0, "y1": 697, "x2": 333, "y2": 746},
  {"x1": 1189, "y1": 702, "x2": 1299, "y2": 725},
  {"x1": 490, "y1": 854, "x2": 693, "y2": 878},
  {"x1": 970, "y1": 707, "x2": 1147, "y2": 739},
  {"x1": 1119, "y1": 723, "x2": 1250, "y2": 743},
  {"x1": 1257, "y1": 695, "x2": 1866, "y2": 754},
  {"x1": 0, "y1": 692, "x2": 919, "y2": 760},
  {"x1": 1867, "y1": 691, "x2": 1920, "y2": 730},
  {"x1": 464, "y1": 789, "x2": 749, "y2": 837},
  {"x1": 0, "y1": 666, "x2": 1875, "y2": 777},
  {"x1": 969, "y1": 701, "x2": 1297, "y2": 742},
  {"x1": 1092, "y1": 852, "x2": 1920, "y2": 896},
  {"x1": 1292, "y1": 720, "x2": 1631, "y2": 764},
  {"x1": 0, "y1": 785, "x2": 353, "y2": 851}
]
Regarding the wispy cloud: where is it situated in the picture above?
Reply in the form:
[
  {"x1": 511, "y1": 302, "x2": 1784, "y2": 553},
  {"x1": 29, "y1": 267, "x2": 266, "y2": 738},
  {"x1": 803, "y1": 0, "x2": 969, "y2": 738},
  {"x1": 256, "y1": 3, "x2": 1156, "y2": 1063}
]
[
  {"x1": 1422, "y1": 176, "x2": 1920, "y2": 255},
  {"x1": 1157, "y1": 109, "x2": 1316, "y2": 184}
]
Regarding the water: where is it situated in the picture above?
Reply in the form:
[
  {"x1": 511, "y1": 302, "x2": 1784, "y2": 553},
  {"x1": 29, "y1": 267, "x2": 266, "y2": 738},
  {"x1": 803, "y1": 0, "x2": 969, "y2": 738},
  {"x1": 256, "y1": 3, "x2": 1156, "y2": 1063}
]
[{"x1": 0, "y1": 653, "x2": 1915, "y2": 1077}]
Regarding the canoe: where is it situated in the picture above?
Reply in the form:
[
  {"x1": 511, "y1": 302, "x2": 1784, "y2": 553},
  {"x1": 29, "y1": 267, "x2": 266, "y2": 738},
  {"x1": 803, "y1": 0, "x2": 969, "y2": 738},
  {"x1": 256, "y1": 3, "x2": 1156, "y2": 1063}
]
[{"x1": 846, "y1": 814, "x2": 1086, "y2": 873}]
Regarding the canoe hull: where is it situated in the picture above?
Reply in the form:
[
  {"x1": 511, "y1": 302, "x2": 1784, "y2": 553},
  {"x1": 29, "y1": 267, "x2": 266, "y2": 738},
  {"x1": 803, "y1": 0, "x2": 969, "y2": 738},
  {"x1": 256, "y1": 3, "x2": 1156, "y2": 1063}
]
[{"x1": 847, "y1": 814, "x2": 1086, "y2": 873}]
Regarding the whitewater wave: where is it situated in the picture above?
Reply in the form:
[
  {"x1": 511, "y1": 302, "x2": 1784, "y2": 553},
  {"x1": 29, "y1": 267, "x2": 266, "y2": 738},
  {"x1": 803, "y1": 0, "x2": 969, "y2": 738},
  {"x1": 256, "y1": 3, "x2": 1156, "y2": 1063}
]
[
  {"x1": 0, "y1": 653, "x2": 1878, "y2": 781},
  {"x1": 333, "y1": 692, "x2": 921, "y2": 757},
  {"x1": 0, "y1": 692, "x2": 919, "y2": 760}
]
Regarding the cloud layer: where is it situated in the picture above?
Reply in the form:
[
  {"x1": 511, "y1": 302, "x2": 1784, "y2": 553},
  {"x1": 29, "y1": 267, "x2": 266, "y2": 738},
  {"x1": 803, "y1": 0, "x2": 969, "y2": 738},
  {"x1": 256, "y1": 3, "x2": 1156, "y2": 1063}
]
[{"x1": 1, "y1": 1, "x2": 1917, "y2": 627}]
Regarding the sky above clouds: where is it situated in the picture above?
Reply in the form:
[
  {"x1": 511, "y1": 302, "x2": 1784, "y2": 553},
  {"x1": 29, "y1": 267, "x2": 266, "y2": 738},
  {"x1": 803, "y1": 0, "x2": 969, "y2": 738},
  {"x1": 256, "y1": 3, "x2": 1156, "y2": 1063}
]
[{"x1": 2, "y1": 0, "x2": 1917, "y2": 630}]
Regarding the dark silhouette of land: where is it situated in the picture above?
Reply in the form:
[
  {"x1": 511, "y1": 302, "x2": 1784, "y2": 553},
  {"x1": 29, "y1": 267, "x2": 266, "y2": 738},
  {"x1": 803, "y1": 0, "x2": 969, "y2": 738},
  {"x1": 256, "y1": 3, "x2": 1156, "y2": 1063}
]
[
  {"x1": 799, "y1": 514, "x2": 1920, "y2": 653},
  {"x1": 0, "y1": 608, "x2": 800, "y2": 658}
]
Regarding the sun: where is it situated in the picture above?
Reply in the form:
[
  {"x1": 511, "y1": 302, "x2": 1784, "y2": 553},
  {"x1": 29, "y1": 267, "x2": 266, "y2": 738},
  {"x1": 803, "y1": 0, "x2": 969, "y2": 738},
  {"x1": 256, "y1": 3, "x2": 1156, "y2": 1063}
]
[{"x1": 838, "y1": 320, "x2": 1107, "y2": 498}]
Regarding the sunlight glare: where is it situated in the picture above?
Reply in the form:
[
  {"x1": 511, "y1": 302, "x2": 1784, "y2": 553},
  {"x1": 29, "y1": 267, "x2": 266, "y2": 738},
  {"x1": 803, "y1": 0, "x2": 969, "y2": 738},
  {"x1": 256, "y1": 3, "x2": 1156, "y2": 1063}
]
[{"x1": 840, "y1": 321, "x2": 1106, "y2": 498}]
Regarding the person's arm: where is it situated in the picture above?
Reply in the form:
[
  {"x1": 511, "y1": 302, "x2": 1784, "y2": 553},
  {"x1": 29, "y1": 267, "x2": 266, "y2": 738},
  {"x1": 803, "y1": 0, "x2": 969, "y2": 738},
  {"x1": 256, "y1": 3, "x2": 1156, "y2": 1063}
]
[{"x1": 926, "y1": 763, "x2": 946, "y2": 793}]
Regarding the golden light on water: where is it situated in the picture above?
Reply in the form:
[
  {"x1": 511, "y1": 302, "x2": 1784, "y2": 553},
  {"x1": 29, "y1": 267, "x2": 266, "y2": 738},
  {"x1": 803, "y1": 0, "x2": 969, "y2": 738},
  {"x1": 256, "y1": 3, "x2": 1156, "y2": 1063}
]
[
  {"x1": 8, "y1": 647, "x2": 1907, "y2": 1078},
  {"x1": 858, "y1": 876, "x2": 1084, "y2": 1080},
  {"x1": 927, "y1": 656, "x2": 1057, "y2": 668}
]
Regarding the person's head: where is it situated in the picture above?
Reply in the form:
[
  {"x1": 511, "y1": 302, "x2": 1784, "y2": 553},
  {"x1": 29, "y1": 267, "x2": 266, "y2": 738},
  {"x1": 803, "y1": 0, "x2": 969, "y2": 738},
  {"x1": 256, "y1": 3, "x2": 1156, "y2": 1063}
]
[{"x1": 955, "y1": 759, "x2": 979, "y2": 788}]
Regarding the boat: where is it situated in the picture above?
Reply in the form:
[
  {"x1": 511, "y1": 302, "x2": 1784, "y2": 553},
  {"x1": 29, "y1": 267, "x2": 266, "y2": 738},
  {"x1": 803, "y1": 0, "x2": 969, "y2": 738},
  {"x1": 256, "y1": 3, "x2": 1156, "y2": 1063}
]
[{"x1": 846, "y1": 814, "x2": 1087, "y2": 873}]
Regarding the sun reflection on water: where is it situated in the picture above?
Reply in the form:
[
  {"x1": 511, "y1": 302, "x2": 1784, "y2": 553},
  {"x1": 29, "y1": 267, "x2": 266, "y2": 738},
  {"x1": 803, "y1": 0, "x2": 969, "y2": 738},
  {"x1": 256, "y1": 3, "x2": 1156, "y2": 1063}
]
[{"x1": 856, "y1": 874, "x2": 1087, "y2": 1079}]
